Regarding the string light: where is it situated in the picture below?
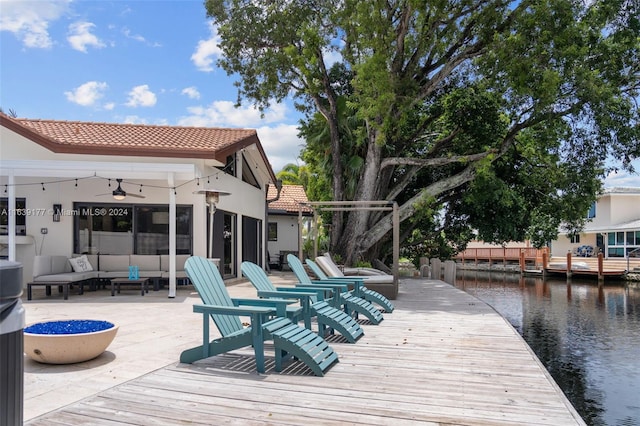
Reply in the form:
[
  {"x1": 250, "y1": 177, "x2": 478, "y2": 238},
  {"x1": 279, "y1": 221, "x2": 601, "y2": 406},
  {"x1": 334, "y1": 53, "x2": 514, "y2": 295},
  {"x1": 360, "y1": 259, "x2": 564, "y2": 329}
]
[{"x1": 0, "y1": 160, "x2": 251, "y2": 195}]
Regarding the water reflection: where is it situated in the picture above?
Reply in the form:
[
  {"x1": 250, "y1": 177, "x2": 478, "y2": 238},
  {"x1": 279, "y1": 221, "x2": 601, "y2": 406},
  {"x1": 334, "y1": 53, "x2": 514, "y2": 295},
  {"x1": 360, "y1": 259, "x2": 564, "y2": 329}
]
[{"x1": 455, "y1": 270, "x2": 640, "y2": 426}]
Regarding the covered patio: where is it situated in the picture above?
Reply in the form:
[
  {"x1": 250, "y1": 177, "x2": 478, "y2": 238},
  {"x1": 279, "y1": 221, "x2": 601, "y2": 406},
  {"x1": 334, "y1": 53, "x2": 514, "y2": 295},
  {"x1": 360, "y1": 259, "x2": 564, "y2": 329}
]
[{"x1": 1, "y1": 159, "x2": 198, "y2": 297}]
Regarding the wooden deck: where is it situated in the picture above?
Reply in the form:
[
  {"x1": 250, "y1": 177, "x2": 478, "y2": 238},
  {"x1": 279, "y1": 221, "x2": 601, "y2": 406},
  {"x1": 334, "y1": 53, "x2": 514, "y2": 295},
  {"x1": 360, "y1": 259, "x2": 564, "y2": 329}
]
[{"x1": 25, "y1": 279, "x2": 585, "y2": 425}]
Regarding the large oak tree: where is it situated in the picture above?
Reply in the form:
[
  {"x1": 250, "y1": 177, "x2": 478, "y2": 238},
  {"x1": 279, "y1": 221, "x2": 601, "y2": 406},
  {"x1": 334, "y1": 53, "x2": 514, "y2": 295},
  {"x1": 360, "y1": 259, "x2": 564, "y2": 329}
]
[{"x1": 205, "y1": 0, "x2": 639, "y2": 264}]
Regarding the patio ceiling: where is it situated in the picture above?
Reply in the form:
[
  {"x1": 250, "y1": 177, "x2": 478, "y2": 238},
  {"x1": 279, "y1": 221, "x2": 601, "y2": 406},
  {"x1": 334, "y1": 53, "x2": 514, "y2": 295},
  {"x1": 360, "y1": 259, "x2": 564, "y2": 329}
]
[{"x1": 0, "y1": 159, "x2": 196, "y2": 181}]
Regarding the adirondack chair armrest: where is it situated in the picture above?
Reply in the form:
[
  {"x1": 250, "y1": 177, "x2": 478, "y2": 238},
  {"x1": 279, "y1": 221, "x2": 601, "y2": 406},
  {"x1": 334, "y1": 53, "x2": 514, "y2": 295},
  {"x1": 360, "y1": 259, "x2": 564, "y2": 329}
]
[
  {"x1": 286, "y1": 286, "x2": 331, "y2": 300},
  {"x1": 256, "y1": 289, "x2": 312, "y2": 299},
  {"x1": 307, "y1": 281, "x2": 350, "y2": 292},
  {"x1": 322, "y1": 277, "x2": 365, "y2": 293},
  {"x1": 326, "y1": 276, "x2": 365, "y2": 284},
  {"x1": 192, "y1": 303, "x2": 275, "y2": 316},
  {"x1": 232, "y1": 297, "x2": 297, "y2": 306},
  {"x1": 232, "y1": 298, "x2": 297, "y2": 317},
  {"x1": 256, "y1": 289, "x2": 315, "y2": 312}
]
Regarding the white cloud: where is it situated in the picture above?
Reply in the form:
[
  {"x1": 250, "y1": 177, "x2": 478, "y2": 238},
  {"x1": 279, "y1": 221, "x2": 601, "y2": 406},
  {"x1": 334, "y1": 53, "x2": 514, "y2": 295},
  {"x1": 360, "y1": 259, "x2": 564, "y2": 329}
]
[
  {"x1": 123, "y1": 115, "x2": 147, "y2": 124},
  {"x1": 322, "y1": 47, "x2": 343, "y2": 69},
  {"x1": 0, "y1": 0, "x2": 70, "y2": 48},
  {"x1": 125, "y1": 85, "x2": 157, "y2": 107},
  {"x1": 104, "y1": 102, "x2": 115, "y2": 111},
  {"x1": 177, "y1": 100, "x2": 301, "y2": 171},
  {"x1": 64, "y1": 81, "x2": 108, "y2": 106},
  {"x1": 181, "y1": 86, "x2": 201, "y2": 100},
  {"x1": 604, "y1": 166, "x2": 640, "y2": 188},
  {"x1": 122, "y1": 27, "x2": 145, "y2": 42},
  {"x1": 67, "y1": 21, "x2": 105, "y2": 52},
  {"x1": 191, "y1": 24, "x2": 222, "y2": 72},
  {"x1": 122, "y1": 27, "x2": 161, "y2": 47},
  {"x1": 179, "y1": 100, "x2": 287, "y2": 128},
  {"x1": 256, "y1": 124, "x2": 304, "y2": 172}
]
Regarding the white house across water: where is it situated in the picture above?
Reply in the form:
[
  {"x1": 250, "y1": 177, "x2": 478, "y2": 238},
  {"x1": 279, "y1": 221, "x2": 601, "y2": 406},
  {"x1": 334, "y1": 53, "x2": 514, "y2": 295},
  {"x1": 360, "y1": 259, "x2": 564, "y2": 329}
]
[
  {"x1": 551, "y1": 187, "x2": 640, "y2": 258},
  {"x1": 0, "y1": 114, "x2": 279, "y2": 295}
]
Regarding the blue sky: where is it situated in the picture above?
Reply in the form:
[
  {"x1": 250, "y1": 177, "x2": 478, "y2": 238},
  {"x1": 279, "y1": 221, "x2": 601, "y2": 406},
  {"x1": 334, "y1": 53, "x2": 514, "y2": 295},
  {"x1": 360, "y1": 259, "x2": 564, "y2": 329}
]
[
  {"x1": 1, "y1": 0, "x2": 638, "y2": 186},
  {"x1": 0, "y1": 0, "x2": 304, "y2": 172}
]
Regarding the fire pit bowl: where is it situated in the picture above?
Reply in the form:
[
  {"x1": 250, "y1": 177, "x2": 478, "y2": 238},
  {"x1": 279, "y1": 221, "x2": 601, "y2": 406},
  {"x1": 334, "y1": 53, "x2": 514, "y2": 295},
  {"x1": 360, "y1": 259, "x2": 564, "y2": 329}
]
[{"x1": 24, "y1": 320, "x2": 118, "y2": 364}]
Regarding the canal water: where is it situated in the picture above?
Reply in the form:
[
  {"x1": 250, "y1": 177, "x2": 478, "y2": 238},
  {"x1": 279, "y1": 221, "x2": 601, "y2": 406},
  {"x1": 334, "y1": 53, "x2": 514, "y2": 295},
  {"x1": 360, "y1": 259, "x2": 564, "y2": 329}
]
[{"x1": 454, "y1": 270, "x2": 639, "y2": 426}]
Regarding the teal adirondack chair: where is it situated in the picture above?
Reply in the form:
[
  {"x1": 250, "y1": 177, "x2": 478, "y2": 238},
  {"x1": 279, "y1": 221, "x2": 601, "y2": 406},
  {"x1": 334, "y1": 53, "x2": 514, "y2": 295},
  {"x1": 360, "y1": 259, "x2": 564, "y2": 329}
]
[
  {"x1": 287, "y1": 254, "x2": 384, "y2": 325},
  {"x1": 181, "y1": 256, "x2": 339, "y2": 376},
  {"x1": 241, "y1": 261, "x2": 364, "y2": 343},
  {"x1": 306, "y1": 258, "x2": 395, "y2": 313}
]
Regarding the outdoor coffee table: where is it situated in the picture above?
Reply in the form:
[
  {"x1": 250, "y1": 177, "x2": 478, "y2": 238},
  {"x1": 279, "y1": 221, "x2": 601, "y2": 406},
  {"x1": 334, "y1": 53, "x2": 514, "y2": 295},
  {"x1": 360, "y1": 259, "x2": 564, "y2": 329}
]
[{"x1": 110, "y1": 278, "x2": 149, "y2": 296}]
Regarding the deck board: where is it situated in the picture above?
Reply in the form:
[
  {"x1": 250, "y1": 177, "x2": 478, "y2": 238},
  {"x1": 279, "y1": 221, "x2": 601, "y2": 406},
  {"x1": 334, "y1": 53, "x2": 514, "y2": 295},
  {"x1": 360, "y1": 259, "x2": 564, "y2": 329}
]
[{"x1": 25, "y1": 279, "x2": 586, "y2": 425}]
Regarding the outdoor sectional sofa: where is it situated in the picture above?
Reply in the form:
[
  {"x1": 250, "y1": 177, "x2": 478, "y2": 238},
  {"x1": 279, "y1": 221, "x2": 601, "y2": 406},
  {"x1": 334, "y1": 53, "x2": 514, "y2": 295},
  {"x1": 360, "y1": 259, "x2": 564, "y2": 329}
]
[{"x1": 28, "y1": 254, "x2": 191, "y2": 300}]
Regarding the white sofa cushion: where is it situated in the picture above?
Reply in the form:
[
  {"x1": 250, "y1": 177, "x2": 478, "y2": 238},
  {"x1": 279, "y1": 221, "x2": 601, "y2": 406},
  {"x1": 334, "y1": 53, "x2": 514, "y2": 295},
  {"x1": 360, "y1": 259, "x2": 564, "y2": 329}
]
[
  {"x1": 99, "y1": 255, "x2": 130, "y2": 272},
  {"x1": 69, "y1": 255, "x2": 94, "y2": 272},
  {"x1": 130, "y1": 255, "x2": 160, "y2": 271},
  {"x1": 160, "y1": 254, "x2": 190, "y2": 271}
]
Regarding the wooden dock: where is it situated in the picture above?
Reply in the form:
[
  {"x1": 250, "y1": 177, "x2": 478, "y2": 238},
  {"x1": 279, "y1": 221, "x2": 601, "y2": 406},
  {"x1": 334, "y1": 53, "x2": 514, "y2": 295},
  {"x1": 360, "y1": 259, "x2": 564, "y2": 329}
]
[
  {"x1": 543, "y1": 255, "x2": 635, "y2": 280},
  {"x1": 25, "y1": 278, "x2": 585, "y2": 425}
]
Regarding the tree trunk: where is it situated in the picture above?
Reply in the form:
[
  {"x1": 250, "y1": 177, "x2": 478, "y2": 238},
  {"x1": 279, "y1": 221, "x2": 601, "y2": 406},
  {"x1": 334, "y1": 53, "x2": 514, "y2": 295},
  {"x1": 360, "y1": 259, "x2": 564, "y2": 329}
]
[
  {"x1": 314, "y1": 93, "x2": 344, "y2": 252},
  {"x1": 337, "y1": 125, "x2": 383, "y2": 264},
  {"x1": 328, "y1": 117, "x2": 344, "y2": 248}
]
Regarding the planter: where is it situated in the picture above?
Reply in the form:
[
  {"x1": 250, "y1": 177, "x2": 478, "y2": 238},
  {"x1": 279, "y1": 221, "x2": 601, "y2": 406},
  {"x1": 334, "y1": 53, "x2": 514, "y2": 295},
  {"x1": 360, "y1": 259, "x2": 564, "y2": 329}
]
[{"x1": 24, "y1": 320, "x2": 118, "y2": 364}]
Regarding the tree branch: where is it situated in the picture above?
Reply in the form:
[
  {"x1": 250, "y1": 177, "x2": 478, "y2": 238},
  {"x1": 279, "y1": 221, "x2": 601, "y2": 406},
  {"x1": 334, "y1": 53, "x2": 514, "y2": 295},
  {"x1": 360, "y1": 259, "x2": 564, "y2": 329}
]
[{"x1": 381, "y1": 151, "x2": 493, "y2": 170}]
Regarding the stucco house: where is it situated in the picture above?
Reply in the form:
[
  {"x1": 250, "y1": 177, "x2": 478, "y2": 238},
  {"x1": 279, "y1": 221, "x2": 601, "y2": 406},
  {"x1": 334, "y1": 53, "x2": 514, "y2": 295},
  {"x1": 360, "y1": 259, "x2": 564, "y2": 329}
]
[
  {"x1": 266, "y1": 184, "x2": 312, "y2": 269},
  {"x1": 0, "y1": 113, "x2": 279, "y2": 295},
  {"x1": 551, "y1": 187, "x2": 640, "y2": 258}
]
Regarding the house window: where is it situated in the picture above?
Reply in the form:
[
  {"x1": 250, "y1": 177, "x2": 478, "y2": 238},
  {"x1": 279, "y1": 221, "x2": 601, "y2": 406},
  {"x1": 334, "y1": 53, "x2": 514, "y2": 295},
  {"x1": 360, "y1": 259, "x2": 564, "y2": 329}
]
[
  {"x1": 607, "y1": 230, "x2": 640, "y2": 258},
  {"x1": 73, "y1": 203, "x2": 192, "y2": 255},
  {"x1": 587, "y1": 202, "x2": 596, "y2": 219},
  {"x1": 221, "y1": 154, "x2": 236, "y2": 177},
  {"x1": 134, "y1": 205, "x2": 193, "y2": 254},
  {"x1": 74, "y1": 203, "x2": 133, "y2": 254},
  {"x1": 268, "y1": 222, "x2": 278, "y2": 241},
  {"x1": 0, "y1": 197, "x2": 26, "y2": 235},
  {"x1": 570, "y1": 234, "x2": 580, "y2": 244}
]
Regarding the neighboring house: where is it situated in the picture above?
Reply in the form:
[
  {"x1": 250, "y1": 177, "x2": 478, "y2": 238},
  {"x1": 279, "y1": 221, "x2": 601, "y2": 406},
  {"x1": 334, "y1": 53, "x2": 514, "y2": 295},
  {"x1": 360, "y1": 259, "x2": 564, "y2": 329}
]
[
  {"x1": 551, "y1": 187, "x2": 640, "y2": 258},
  {"x1": 266, "y1": 184, "x2": 312, "y2": 269},
  {"x1": 0, "y1": 114, "x2": 278, "y2": 292}
]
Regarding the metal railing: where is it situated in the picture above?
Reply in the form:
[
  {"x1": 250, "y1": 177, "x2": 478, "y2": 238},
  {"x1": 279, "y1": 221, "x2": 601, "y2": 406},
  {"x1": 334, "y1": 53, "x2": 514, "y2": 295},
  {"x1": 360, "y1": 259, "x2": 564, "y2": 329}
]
[{"x1": 628, "y1": 248, "x2": 640, "y2": 272}]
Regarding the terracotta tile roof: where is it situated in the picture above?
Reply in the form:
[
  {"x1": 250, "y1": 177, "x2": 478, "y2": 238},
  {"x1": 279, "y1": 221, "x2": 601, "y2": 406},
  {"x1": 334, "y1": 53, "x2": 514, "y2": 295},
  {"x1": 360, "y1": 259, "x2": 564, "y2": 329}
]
[
  {"x1": 268, "y1": 184, "x2": 313, "y2": 214},
  {"x1": 1, "y1": 114, "x2": 261, "y2": 162}
]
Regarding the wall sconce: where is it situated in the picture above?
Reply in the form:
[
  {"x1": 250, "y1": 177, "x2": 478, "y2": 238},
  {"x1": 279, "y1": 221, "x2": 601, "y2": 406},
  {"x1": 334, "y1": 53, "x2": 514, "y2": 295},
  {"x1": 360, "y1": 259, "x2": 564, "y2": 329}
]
[{"x1": 53, "y1": 204, "x2": 62, "y2": 222}]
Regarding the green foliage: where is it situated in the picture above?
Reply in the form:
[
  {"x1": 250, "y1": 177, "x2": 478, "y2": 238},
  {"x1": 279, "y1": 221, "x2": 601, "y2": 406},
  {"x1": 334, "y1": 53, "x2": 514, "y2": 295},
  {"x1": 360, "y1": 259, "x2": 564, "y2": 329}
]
[{"x1": 205, "y1": 0, "x2": 639, "y2": 262}]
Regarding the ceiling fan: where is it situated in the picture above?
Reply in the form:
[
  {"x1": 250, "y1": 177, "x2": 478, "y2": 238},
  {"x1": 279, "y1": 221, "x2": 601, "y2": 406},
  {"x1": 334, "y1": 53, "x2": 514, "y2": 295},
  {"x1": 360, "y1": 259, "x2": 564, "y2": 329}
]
[{"x1": 97, "y1": 179, "x2": 145, "y2": 200}]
